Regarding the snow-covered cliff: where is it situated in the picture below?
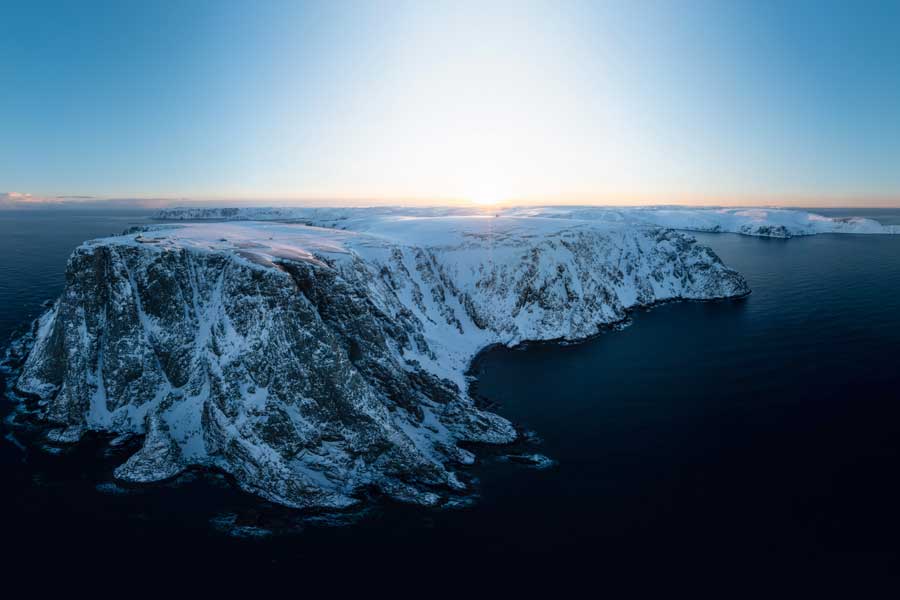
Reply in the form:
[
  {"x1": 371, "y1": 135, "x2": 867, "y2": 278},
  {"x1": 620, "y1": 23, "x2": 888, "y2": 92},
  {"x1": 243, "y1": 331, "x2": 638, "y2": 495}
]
[
  {"x1": 16, "y1": 215, "x2": 749, "y2": 508},
  {"x1": 155, "y1": 205, "x2": 900, "y2": 238}
]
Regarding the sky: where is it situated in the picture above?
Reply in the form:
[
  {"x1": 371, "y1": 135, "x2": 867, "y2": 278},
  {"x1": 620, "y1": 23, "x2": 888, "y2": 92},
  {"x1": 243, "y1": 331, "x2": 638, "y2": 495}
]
[{"x1": 2, "y1": 0, "x2": 900, "y2": 208}]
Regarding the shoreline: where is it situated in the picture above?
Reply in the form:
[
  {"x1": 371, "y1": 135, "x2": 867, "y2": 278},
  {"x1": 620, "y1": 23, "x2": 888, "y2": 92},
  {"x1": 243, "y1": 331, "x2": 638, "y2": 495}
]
[{"x1": 464, "y1": 289, "x2": 752, "y2": 410}]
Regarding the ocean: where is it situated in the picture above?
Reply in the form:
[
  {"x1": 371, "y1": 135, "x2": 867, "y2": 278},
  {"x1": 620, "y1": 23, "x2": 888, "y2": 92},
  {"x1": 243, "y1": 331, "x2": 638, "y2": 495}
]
[{"x1": 2, "y1": 209, "x2": 899, "y2": 588}]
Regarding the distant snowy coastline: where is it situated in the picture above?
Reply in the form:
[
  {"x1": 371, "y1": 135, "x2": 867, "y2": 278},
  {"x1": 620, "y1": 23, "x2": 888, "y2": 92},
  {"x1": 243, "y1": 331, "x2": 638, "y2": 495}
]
[
  {"x1": 155, "y1": 205, "x2": 900, "y2": 238},
  {"x1": 503, "y1": 207, "x2": 900, "y2": 238}
]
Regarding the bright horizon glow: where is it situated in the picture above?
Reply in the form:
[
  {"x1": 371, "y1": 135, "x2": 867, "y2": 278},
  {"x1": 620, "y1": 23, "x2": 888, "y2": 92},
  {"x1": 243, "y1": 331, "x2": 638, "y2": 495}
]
[
  {"x1": 2, "y1": 1, "x2": 900, "y2": 207},
  {"x1": 466, "y1": 190, "x2": 505, "y2": 207}
]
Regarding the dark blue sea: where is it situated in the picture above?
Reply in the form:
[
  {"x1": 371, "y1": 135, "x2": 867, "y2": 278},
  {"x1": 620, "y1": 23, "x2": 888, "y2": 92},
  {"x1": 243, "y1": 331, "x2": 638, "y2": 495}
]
[{"x1": 2, "y1": 208, "x2": 900, "y2": 591}]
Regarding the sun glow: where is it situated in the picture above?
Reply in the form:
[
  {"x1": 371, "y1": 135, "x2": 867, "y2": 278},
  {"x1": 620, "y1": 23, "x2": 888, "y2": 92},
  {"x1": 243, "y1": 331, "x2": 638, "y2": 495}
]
[
  {"x1": 460, "y1": 168, "x2": 516, "y2": 206},
  {"x1": 466, "y1": 184, "x2": 507, "y2": 206}
]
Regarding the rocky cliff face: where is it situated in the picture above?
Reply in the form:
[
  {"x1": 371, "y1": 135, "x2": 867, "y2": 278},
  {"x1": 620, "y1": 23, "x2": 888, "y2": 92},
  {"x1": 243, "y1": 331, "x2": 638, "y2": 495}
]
[{"x1": 16, "y1": 216, "x2": 749, "y2": 509}]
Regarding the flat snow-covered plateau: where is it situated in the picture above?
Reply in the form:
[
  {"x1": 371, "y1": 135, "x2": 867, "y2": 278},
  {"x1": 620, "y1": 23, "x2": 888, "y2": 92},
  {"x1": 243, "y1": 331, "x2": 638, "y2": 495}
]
[
  {"x1": 14, "y1": 206, "x2": 833, "y2": 509},
  {"x1": 156, "y1": 205, "x2": 900, "y2": 238}
]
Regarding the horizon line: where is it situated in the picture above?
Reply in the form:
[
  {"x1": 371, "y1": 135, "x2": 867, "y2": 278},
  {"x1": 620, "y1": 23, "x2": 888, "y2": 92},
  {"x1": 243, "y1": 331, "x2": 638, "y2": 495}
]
[{"x1": 4, "y1": 191, "x2": 900, "y2": 210}]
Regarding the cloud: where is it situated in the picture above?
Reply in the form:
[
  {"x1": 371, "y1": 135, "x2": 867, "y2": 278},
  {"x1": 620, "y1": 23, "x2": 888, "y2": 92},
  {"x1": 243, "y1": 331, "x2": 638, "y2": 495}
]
[
  {"x1": 0, "y1": 192, "x2": 174, "y2": 210},
  {"x1": 0, "y1": 192, "x2": 60, "y2": 208}
]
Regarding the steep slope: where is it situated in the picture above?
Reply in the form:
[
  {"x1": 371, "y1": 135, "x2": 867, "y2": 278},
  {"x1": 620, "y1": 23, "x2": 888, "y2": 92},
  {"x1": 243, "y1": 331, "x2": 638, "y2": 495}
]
[{"x1": 16, "y1": 216, "x2": 749, "y2": 508}]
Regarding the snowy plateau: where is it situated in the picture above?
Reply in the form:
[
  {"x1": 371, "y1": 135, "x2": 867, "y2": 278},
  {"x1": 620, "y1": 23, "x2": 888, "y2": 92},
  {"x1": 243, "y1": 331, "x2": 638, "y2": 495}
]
[
  {"x1": 14, "y1": 205, "x2": 885, "y2": 510},
  {"x1": 156, "y1": 205, "x2": 900, "y2": 238}
]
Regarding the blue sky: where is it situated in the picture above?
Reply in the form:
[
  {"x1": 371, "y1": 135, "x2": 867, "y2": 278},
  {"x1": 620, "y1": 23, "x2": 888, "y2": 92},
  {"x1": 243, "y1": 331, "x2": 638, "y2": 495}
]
[{"x1": 2, "y1": 0, "x2": 899, "y2": 206}]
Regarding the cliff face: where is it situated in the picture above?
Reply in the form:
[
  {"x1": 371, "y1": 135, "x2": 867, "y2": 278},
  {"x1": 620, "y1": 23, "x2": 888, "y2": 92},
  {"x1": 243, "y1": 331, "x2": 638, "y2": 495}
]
[{"x1": 16, "y1": 217, "x2": 749, "y2": 508}]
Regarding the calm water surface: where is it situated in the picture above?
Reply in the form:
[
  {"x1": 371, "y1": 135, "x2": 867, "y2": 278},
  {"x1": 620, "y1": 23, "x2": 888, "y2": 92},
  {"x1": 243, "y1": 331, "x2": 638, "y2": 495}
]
[{"x1": 2, "y1": 209, "x2": 899, "y2": 588}]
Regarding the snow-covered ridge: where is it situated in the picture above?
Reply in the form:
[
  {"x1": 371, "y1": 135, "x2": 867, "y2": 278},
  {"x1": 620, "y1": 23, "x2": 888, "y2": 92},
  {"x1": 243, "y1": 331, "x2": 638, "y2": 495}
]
[
  {"x1": 16, "y1": 215, "x2": 749, "y2": 509},
  {"x1": 503, "y1": 207, "x2": 900, "y2": 238},
  {"x1": 155, "y1": 205, "x2": 900, "y2": 238}
]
